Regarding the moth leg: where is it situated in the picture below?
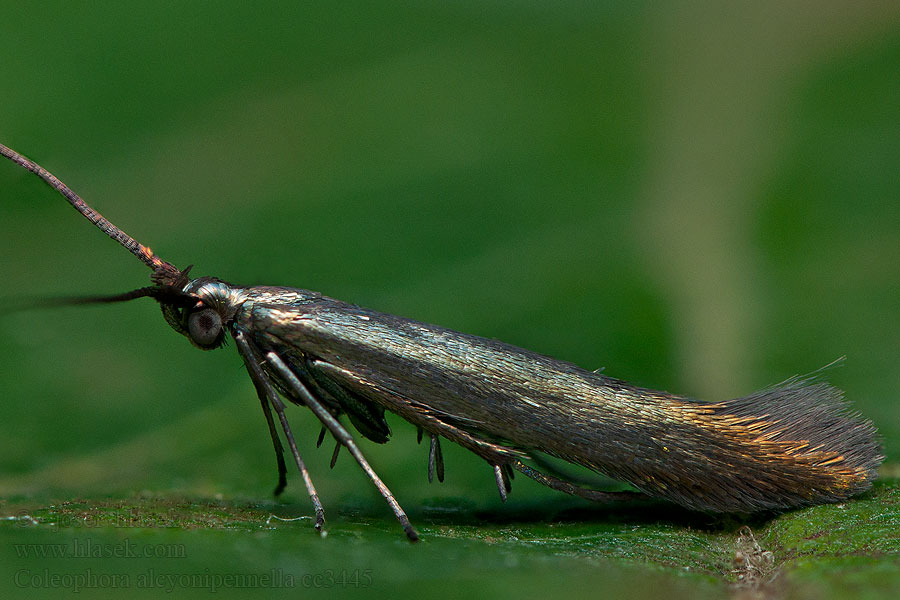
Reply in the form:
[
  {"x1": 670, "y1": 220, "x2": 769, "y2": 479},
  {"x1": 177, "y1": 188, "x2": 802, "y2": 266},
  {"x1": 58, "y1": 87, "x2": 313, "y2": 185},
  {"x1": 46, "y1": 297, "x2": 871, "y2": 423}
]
[
  {"x1": 511, "y1": 460, "x2": 641, "y2": 503},
  {"x1": 265, "y1": 351, "x2": 419, "y2": 542},
  {"x1": 233, "y1": 330, "x2": 326, "y2": 531},
  {"x1": 330, "y1": 440, "x2": 341, "y2": 469},
  {"x1": 493, "y1": 465, "x2": 512, "y2": 502},
  {"x1": 428, "y1": 434, "x2": 445, "y2": 483},
  {"x1": 308, "y1": 360, "x2": 522, "y2": 466},
  {"x1": 304, "y1": 360, "x2": 642, "y2": 507},
  {"x1": 305, "y1": 358, "x2": 391, "y2": 444},
  {"x1": 231, "y1": 325, "x2": 288, "y2": 495},
  {"x1": 254, "y1": 373, "x2": 288, "y2": 496}
]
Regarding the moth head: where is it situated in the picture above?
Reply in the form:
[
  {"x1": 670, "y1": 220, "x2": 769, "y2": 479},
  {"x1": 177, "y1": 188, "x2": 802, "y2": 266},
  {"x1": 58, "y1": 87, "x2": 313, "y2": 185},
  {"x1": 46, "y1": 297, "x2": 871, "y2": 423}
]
[
  {"x1": 130, "y1": 266, "x2": 228, "y2": 351},
  {"x1": 161, "y1": 298, "x2": 226, "y2": 351},
  {"x1": 159, "y1": 274, "x2": 237, "y2": 351}
]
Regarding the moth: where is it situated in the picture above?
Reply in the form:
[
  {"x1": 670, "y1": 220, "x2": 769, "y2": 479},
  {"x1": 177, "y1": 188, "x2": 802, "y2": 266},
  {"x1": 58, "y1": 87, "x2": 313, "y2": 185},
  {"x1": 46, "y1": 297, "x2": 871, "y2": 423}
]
[{"x1": 1, "y1": 142, "x2": 883, "y2": 541}]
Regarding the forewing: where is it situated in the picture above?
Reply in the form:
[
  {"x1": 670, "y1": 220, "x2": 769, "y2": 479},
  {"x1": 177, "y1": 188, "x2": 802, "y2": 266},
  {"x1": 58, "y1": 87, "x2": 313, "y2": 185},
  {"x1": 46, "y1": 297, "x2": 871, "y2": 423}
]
[{"x1": 233, "y1": 289, "x2": 525, "y2": 463}]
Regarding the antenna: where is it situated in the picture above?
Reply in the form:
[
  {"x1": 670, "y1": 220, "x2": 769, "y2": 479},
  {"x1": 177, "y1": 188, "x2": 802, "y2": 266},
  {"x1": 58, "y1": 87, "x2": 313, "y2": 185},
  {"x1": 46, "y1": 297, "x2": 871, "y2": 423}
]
[{"x1": 0, "y1": 142, "x2": 182, "y2": 286}]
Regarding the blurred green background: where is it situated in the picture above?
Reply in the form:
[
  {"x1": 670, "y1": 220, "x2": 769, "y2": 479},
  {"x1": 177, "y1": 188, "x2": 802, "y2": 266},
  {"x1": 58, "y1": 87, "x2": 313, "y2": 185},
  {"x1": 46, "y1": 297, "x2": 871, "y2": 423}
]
[{"x1": 1, "y1": 2, "x2": 899, "y2": 598}]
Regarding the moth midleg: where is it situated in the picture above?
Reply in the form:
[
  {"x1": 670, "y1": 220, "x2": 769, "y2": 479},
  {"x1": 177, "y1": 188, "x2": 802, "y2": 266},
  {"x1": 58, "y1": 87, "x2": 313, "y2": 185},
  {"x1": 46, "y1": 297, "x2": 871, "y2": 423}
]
[
  {"x1": 233, "y1": 330, "x2": 326, "y2": 530},
  {"x1": 265, "y1": 351, "x2": 420, "y2": 542},
  {"x1": 308, "y1": 360, "x2": 519, "y2": 465},
  {"x1": 305, "y1": 359, "x2": 390, "y2": 444}
]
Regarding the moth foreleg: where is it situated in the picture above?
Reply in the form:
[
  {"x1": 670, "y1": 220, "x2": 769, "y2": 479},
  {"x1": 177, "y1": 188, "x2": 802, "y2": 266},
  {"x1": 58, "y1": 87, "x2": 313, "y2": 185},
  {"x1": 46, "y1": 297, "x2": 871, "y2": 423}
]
[
  {"x1": 265, "y1": 351, "x2": 419, "y2": 542},
  {"x1": 248, "y1": 365, "x2": 288, "y2": 496},
  {"x1": 233, "y1": 330, "x2": 326, "y2": 531}
]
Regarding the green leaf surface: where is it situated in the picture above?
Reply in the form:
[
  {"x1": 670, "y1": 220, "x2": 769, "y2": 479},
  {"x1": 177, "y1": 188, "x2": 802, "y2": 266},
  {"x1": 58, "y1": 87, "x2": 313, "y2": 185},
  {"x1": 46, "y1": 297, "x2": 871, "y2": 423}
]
[{"x1": 2, "y1": 478, "x2": 897, "y2": 599}]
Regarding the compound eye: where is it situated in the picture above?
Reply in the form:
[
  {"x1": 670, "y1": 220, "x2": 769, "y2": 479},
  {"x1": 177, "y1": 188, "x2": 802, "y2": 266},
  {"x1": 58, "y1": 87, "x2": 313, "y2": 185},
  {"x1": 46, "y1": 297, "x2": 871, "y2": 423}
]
[{"x1": 187, "y1": 307, "x2": 223, "y2": 348}]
